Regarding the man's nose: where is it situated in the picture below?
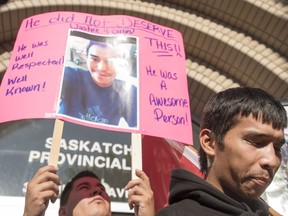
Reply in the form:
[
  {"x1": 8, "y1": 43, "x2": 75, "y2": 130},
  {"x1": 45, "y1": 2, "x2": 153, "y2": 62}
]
[
  {"x1": 97, "y1": 59, "x2": 108, "y2": 70},
  {"x1": 91, "y1": 188, "x2": 102, "y2": 196},
  {"x1": 259, "y1": 143, "x2": 280, "y2": 172}
]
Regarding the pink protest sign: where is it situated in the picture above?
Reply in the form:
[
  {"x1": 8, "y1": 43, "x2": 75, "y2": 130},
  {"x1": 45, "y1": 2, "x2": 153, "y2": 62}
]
[{"x1": 0, "y1": 11, "x2": 192, "y2": 144}]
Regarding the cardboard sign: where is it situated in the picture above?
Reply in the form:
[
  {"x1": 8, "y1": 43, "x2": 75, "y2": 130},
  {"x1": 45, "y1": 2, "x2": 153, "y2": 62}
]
[{"x1": 0, "y1": 11, "x2": 192, "y2": 144}]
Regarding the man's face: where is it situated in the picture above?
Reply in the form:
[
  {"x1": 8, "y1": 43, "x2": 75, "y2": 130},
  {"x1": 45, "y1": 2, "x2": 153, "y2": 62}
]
[
  {"x1": 87, "y1": 45, "x2": 119, "y2": 88},
  {"x1": 60, "y1": 177, "x2": 111, "y2": 216},
  {"x1": 207, "y1": 114, "x2": 285, "y2": 202}
]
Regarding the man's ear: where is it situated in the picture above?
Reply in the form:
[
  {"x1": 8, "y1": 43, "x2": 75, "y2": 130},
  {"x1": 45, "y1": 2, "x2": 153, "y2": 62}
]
[
  {"x1": 59, "y1": 207, "x2": 66, "y2": 216},
  {"x1": 199, "y1": 129, "x2": 216, "y2": 157}
]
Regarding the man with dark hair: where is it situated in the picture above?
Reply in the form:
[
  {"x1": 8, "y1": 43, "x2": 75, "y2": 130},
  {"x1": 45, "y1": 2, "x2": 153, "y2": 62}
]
[
  {"x1": 156, "y1": 87, "x2": 287, "y2": 216},
  {"x1": 23, "y1": 166, "x2": 154, "y2": 216},
  {"x1": 59, "y1": 170, "x2": 103, "y2": 207},
  {"x1": 58, "y1": 170, "x2": 111, "y2": 216}
]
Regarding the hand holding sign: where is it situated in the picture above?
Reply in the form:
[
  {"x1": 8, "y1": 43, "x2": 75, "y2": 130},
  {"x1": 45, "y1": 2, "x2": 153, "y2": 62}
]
[{"x1": 0, "y1": 11, "x2": 192, "y2": 189}]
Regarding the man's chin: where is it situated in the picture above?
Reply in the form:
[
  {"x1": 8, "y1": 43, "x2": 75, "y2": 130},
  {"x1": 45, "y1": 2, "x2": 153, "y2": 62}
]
[{"x1": 91, "y1": 76, "x2": 112, "y2": 87}]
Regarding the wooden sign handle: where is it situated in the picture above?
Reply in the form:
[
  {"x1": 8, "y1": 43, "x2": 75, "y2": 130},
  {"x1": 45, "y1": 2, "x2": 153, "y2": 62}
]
[
  {"x1": 48, "y1": 119, "x2": 64, "y2": 167},
  {"x1": 131, "y1": 133, "x2": 142, "y2": 179}
]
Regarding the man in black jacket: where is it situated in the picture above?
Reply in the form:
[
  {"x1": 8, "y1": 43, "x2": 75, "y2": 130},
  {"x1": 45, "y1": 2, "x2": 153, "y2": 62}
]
[{"x1": 156, "y1": 87, "x2": 287, "y2": 216}]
